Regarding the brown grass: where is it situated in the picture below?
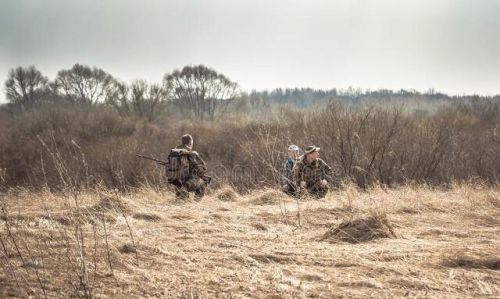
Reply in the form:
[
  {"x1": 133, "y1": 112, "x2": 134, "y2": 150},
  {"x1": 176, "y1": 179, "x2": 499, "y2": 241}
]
[
  {"x1": 443, "y1": 251, "x2": 500, "y2": 270},
  {"x1": 248, "y1": 188, "x2": 291, "y2": 205},
  {"x1": 90, "y1": 194, "x2": 131, "y2": 213},
  {"x1": 1, "y1": 184, "x2": 499, "y2": 298},
  {"x1": 132, "y1": 212, "x2": 162, "y2": 222},
  {"x1": 215, "y1": 185, "x2": 239, "y2": 202},
  {"x1": 321, "y1": 212, "x2": 397, "y2": 243}
]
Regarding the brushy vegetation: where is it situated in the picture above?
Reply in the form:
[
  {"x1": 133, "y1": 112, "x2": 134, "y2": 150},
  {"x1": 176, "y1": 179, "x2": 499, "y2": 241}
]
[
  {"x1": 0, "y1": 97, "x2": 498, "y2": 191},
  {"x1": 2, "y1": 63, "x2": 498, "y2": 192}
]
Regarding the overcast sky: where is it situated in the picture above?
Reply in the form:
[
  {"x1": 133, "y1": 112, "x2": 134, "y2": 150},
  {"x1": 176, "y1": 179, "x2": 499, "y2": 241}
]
[{"x1": 1, "y1": 0, "x2": 499, "y2": 103}]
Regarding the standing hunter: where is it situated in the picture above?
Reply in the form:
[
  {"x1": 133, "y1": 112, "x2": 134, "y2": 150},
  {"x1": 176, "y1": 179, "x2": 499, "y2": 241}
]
[
  {"x1": 293, "y1": 145, "x2": 336, "y2": 198},
  {"x1": 166, "y1": 134, "x2": 209, "y2": 199},
  {"x1": 281, "y1": 144, "x2": 301, "y2": 196}
]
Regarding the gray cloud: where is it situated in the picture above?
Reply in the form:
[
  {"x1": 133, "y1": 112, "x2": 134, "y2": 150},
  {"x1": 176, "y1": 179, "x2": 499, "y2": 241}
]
[{"x1": 1, "y1": 0, "x2": 499, "y2": 103}]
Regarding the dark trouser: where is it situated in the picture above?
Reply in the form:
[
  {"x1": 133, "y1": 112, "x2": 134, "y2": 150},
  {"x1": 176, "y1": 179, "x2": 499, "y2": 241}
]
[
  {"x1": 283, "y1": 183, "x2": 298, "y2": 196},
  {"x1": 308, "y1": 186, "x2": 328, "y2": 199},
  {"x1": 304, "y1": 182, "x2": 329, "y2": 199},
  {"x1": 169, "y1": 176, "x2": 206, "y2": 199}
]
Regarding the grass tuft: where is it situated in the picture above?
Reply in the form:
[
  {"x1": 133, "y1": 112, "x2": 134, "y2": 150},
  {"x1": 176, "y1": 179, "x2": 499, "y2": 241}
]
[{"x1": 321, "y1": 212, "x2": 397, "y2": 243}]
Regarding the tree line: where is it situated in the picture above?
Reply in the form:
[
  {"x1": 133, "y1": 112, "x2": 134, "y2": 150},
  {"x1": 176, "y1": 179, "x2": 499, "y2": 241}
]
[
  {"x1": 4, "y1": 64, "x2": 238, "y2": 121},
  {"x1": 5, "y1": 64, "x2": 499, "y2": 122}
]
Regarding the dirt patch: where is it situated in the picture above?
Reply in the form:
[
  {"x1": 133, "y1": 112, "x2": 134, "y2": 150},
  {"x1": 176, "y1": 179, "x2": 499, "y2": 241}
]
[
  {"x1": 321, "y1": 213, "x2": 397, "y2": 243},
  {"x1": 132, "y1": 212, "x2": 162, "y2": 222}
]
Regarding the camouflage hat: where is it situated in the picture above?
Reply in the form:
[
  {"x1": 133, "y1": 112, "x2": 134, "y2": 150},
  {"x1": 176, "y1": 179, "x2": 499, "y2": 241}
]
[
  {"x1": 304, "y1": 146, "x2": 320, "y2": 154},
  {"x1": 288, "y1": 144, "x2": 300, "y2": 151}
]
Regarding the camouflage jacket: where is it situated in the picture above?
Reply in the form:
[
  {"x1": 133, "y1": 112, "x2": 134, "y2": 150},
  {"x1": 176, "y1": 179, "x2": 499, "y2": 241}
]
[
  {"x1": 281, "y1": 158, "x2": 297, "y2": 186},
  {"x1": 174, "y1": 145, "x2": 207, "y2": 178},
  {"x1": 293, "y1": 157, "x2": 333, "y2": 188}
]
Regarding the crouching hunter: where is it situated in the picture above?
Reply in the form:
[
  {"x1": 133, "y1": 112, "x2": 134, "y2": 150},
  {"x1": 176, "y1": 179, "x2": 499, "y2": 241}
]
[
  {"x1": 166, "y1": 134, "x2": 209, "y2": 199},
  {"x1": 293, "y1": 145, "x2": 335, "y2": 199},
  {"x1": 281, "y1": 144, "x2": 301, "y2": 196}
]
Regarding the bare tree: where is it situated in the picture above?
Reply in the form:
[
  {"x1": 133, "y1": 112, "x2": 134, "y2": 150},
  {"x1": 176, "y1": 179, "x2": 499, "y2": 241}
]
[
  {"x1": 105, "y1": 80, "x2": 130, "y2": 115},
  {"x1": 164, "y1": 65, "x2": 239, "y2": 121},
  {"x1": 107, "y1": 80, "x2": 168, "y2": 121},
  {"x1": 5, "y1": 66, "x2": 49, "y2": 108},
  {"x1": 53, "y1": 64, "x2": 117, "y2": 105}
]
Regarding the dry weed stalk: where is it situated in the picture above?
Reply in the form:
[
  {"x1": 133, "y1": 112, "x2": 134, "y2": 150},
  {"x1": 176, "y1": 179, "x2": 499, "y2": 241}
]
[
  {"x1": 278, "y1": 198, "x2": 289, "y2": 225},
  {"x1": 101, "y1": 209, "x2": 113, "y2": 274},
  {"x1": 0, "y1": 217, "x2": 34, "y2": 296},
  {"x1": 112, "y1": 190, "x2": 139, "y2": 265}
]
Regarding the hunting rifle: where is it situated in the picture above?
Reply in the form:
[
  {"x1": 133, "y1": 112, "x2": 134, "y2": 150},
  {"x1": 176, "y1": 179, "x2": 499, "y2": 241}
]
[
  {"x1": 135, "y1": 153, "x2": 212, "y2": 184},
  {"x1": 135, "y1": 154, "x2": 168, "y2": 165}
]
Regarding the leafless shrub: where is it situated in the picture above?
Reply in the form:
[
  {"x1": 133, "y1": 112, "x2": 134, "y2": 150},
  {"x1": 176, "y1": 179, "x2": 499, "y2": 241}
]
[{"x1": 0, "y1": 99, "x2": 498, "y2": 191}]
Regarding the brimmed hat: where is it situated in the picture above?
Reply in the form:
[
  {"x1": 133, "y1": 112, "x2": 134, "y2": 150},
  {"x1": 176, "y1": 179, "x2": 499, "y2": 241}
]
[
  {"x1": 304, "y1": 146, "x2": 320, "y2": 154},
  {"x1": 287, "y1": 144, "x2": 300, "y2": 151}
]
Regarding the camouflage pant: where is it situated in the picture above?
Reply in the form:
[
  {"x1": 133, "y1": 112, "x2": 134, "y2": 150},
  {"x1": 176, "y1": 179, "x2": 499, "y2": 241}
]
[
  {"x1": 169, "y1": 176, "x2": 207, "y2": 199},
  {"x1": 308, "y1": 185, "x2": 328, "y2": 199},
  {"x1": 299, "y1": 181, "x2": 328, "y2": 199},
  {"x1": 283, "y1": 183, "x2": 298, "y2": 196}
]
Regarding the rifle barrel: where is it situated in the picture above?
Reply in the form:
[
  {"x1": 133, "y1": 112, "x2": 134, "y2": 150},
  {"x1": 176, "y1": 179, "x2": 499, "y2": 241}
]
[{"x1": 135, "y1": 154, "x2": 167, "y2": 165}]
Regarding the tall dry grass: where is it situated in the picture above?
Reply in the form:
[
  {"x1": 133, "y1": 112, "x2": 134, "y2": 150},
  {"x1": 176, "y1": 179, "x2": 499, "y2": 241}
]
[{"x1": 1, "y1": 184, "x2": 498, "y2": 297}]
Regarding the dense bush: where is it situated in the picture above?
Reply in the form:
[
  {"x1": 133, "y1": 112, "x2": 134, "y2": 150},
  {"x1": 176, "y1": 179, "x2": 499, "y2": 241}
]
[{"x1": 0, "y1": 99, "x2": 498, "y2": 191}]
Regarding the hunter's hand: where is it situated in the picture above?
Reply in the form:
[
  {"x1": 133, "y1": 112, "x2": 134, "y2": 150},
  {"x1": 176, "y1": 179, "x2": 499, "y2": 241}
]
[
  {"x1": 300, "y1": 181, "x2": 306, "y2": 188},
  {"x1": 320, "y1": 179, "x2": 328, "y2": 187}
]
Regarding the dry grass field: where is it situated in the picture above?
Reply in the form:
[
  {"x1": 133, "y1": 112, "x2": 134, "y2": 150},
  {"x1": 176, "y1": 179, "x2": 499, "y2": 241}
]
[{"x1": 1, "y1": 184, "x2": 499, "y2": 298}]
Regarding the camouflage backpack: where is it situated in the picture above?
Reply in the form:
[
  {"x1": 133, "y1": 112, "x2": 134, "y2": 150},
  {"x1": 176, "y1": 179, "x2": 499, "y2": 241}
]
[{"x1": 165, "y1": 149, "x2": 191, "y2": 181}]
